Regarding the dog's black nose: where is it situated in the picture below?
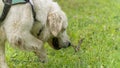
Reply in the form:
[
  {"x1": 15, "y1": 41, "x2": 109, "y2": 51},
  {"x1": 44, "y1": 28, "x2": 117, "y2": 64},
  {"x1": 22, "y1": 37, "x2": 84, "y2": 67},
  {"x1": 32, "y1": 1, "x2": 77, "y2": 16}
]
[
  {"x1": 65, "y1": 41, "x2": 71, "y2": 48},
  {"x1": 60, "y1": 41, "x2": 71, "y2": 48}
]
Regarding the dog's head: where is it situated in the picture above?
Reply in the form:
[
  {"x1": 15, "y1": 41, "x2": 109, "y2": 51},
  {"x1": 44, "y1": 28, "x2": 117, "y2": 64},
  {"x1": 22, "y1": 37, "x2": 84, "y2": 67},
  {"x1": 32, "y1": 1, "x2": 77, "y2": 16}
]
[
  {"x1": 47, "y1": 10, "x2": 71, "y2": 50},
  {"x1": 48, "y1": 31, "x2": 71, "y2": 50}
]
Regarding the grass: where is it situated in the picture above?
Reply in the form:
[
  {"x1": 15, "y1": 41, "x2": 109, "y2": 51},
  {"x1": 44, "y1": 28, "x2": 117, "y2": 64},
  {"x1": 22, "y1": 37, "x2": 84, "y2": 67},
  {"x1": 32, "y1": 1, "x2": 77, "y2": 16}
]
[{"x1": 2, "y1": 0, "x2": 120, "y2": 68}]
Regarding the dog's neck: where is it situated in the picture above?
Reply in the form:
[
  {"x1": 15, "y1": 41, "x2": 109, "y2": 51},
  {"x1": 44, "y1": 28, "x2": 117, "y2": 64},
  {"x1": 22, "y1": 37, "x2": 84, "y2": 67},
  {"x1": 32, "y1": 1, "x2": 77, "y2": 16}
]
[
  {"x1": 31, "y1": 21, "x2": 51, "y2": 42},
  {"x1": 31, "y1": 0, "x2": 52, "y2": 13}
]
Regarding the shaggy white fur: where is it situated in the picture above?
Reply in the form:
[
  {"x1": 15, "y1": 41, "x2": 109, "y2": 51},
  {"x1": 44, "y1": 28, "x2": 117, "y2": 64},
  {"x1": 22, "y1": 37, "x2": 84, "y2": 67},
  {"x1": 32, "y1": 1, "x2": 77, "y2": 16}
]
[
  {"x1": 0, "y1": 0, "x2": 4, "y2": 17},
  {"x1": 31, "y1": 0, "x2": 68, "y2": 37},
  {"x1": 0, "y1": 0, "x2": 70, "y2": 67},
  {"x1": 0, "y1": 3, "x2": 46, "y2": 68}
]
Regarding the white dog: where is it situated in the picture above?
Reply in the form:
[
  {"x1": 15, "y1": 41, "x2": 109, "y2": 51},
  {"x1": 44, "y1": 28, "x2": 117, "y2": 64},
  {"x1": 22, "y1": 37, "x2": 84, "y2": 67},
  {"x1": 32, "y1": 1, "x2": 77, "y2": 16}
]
[
  {"x1": 0, "y1": 0, "x2": 71, "y2": 67},
  {"x1": 0, "y1": 1, "x2": 42, "y2": 68}
]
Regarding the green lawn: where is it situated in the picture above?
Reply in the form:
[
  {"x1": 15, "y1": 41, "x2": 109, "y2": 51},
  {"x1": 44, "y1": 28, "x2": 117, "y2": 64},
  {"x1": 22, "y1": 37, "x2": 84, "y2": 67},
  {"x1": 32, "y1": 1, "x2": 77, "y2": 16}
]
[{"x1": 4, "y1": 0, "x2": 120, "y2": 68}]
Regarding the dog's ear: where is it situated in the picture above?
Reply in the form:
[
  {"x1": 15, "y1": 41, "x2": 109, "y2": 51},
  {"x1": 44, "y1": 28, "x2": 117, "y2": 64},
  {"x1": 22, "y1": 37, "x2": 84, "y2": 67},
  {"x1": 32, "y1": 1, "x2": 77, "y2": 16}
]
[{"x1": 48, "y1": 12, "x2": 63, "y2": 37}]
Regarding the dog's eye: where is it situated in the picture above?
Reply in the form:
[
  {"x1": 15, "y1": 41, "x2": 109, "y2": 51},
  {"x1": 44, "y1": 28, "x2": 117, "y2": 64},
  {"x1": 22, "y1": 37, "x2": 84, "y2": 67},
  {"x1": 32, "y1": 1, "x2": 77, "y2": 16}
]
[{"x1": 61, "y1": 28, "x2": 66, "y2": 32}]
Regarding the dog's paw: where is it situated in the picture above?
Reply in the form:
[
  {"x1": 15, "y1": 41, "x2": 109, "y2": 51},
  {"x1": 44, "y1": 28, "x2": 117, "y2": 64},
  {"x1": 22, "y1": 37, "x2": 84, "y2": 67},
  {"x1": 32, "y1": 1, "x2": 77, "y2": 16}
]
[
  {"x1": 34, "y1": 51, "x2": 47, "y2": 63},
  {"x1": 39, "y1": 58, "x2": 48, "y2": 63},
  {"x1": 39, "y1": 54, "x2": 48, "y2": 63}
]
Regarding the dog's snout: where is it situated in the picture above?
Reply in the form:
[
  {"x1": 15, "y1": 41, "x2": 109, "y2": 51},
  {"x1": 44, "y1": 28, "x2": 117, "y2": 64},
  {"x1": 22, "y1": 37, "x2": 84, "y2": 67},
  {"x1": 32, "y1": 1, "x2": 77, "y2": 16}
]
[{"x1": 63, "y1": 41, "x2": 71, "y2": 48}]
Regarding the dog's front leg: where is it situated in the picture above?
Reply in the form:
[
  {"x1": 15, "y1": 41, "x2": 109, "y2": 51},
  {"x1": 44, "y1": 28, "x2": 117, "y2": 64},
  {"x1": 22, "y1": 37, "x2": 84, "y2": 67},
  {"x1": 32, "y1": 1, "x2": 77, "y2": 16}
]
[
  {"x1": 34, "y1": 45, "x2": 47, "y2": 63},
  {"x1": 21, "y1": 33, "x2": 47, "y2": 63},
  {"x1": 22, "y1": 34, "x2": 47, "y2": 63},
  {"x1": 0, "y1": 42, "x2": 8, "y2": 68}
]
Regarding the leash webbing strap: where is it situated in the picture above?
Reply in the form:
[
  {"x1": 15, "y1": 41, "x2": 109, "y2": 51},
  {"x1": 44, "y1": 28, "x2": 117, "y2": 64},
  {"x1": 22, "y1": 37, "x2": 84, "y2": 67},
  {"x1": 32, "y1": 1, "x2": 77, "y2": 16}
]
[
  {"x1": 2, "y1": 0, "x2": 12, "y2": 5},
  {"x1": 0, "y1": 0, "x2": 29, "y2": 22},
  {"x1": 0, "y1": 0, "x2": 36, "y2": 26},
  {"x1": 0, "y1": 0, "x2": 12, "y2": 23}
]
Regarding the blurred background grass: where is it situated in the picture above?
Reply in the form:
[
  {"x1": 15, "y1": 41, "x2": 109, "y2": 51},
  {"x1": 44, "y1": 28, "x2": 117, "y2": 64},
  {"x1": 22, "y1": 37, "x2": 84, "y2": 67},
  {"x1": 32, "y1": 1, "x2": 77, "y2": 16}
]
[{"x1": 1, "y1": 0, "x2": 120, "y2": 68}]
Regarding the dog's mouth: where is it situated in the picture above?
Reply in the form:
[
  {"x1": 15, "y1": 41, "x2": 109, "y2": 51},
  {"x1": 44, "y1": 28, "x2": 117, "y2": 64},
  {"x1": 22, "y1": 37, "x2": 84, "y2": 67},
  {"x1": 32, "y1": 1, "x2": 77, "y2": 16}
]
[{"x1": 52, "y1": 37, "x2": 61, "y2": 50}]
